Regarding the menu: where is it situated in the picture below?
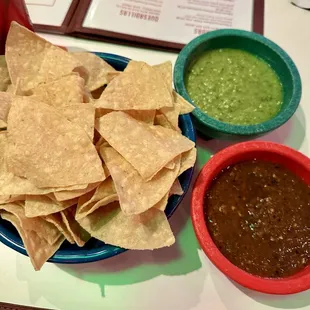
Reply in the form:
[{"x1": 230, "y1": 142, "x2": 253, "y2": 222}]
[
  {"x1": 25, "y1": 0, "x2": 79, "y2": 32},
  {"x1": 26, "y1": 0, "x2": 264, "y2": 50}
]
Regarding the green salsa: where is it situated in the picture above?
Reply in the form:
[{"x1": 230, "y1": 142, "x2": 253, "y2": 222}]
[{"x1": 185, "y1": 48, "x2": 283, "y2": 125}]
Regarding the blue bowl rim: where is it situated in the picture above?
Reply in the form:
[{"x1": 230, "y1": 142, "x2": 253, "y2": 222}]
[
  {"x1": 174, "y1": 28, "x2": 302, "y2": 136},
  {"x1": 0, "y1": 52, "x2": 196, "y2": 264}
]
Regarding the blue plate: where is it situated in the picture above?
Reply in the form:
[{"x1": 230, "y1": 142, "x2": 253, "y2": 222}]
[{"x1": 0, "y1": 53, "x2": 196, "y2": 264}]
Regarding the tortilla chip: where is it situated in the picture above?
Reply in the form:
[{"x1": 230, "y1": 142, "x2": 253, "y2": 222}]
[
  {"x1": 57, "y1": 103, "x2": 95, "y2": 140},
  {"x1": 170, "y1": 179, "x2": 184, "y2": 196},
  {"x1": 5, "y1": 84, "x2": 15, "y2": 94},
  {"x1": 60, "y1": 208, "x2": 91, "y2": 247},
  {"x1": 0, "y1": 194, "x2": 24, "y2": 204},
  {"x1": 126, "y1": 60, "x2": 172, "y2": 97},
  {"x1": 159, "y1": 104, "x2": 181, "y2": 131},
  {"x1": 179, "y1": 148, "x2": 197, "y2": 176},
  {"x1": 76, "y1": 177, "x2": 118, "y2": 220},
  {"x1": 0, "y1": 203, "x2": 61, "y2": 245},
  {"x1": 165, "y1": 161, "x2": 175, "y2": 170},
  {"x1": 78, "y1": 202, "x2": 175, "y2": 250},
  {"x1": 106, "y1": 72, "x2": 120, "y2": 83},
  {"x1": 124, "y1": 60, "x2": 145, "y2": 73},
  {"x1": 153, "y1": 61, "x2": 173, "y2": 94},
  {"x1": 154, "y1": 113, "x2": 174, "y2": 130},
  {"x1": 95, "y1": 62, "x2": 173, "y2": 110},
  {"x1": 25, "y1": 195, "x2": 77, "y2": 217},
  {"x1": 29, "y1": 74, "x2": 85, "y2": 108},
  {"x1": 5, "y1": 22, "x2": 87, "y2": 92},
  {"x1": 0, "y1": 56, "x2": 11, "y2": 91},
  {"x1": 100, "y1": 146, "x2": 180, "y2": 215},
  {"x1": 7, "y1": 97, "x2": 105, "y2": 188},
  {"x1": 0, "y1": 134, "x2": 88, "y2": 197},
  {"x1": 71, "y1": 52, "x2": 117, "y2": 91},
  {"x1": 126, "y1": 110, "x2": 156, "y2": 124},
  {"x1": 173, "y1": 91, "x2": 195, "y2": 114},
  {"x1": 53, "y1": 182, "x2": 100, "y2": 202},
  {"x1": 96, "y1": 111, "x2": 194, "y2": 180},
  {"x1": 96, "y1": 108, "x2": 155, "y2": 125},
  {"x1": 0, "y1": 92, "x2": 12, "y2": 123},
  {"x1": 0, "y1": 120, "x2": 7, "y2": 129},
  {"x1": 44, "y1": 213, "x2": 74, "y2": 244},
  {"x1": 153, "y1": 192, "x2": 169, "y2": 211},
  {"x1": 0, "y1": 211, "x2": 64, "y2": 271}
]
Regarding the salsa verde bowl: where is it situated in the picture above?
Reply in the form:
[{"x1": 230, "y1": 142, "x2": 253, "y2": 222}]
[
  {"x1": 0, "y1": 52, "x2": 196, "y2": 264},
  {"x1": 174, "y1": 29, "x2": 302, "y2": 140},
  {"x1": 191, "y1": 141, "x2": 310, "y2": 294}
]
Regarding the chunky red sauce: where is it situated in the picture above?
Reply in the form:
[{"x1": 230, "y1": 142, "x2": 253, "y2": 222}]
[{"x1": 204, "y1": 160, "x2": 310, "y2": 278}]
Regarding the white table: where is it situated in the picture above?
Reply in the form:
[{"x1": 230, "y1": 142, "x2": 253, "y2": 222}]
[{"x1": 1, "y1": 1, "x2": 310, "y2": 309}]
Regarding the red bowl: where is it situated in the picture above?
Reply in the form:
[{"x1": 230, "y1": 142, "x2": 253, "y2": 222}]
[{"x1": 191, "y1": 141, "x2": 310, "y2": 295}]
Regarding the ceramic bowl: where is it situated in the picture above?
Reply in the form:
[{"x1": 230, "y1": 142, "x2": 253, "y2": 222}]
[
  {"x1": 174, "y1": 29, "x2": 302, "y2": 140},
  {"x1": 0, "y1": 52, "x2": 196, "y2": 264},
  {"x1": 191, "y1": 141, "x2": 310, "y2": 294}
]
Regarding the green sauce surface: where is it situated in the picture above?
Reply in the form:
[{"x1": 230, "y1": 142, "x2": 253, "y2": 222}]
[{"x1": 185, "y1": 48, "x2": 283, "y2": 125}]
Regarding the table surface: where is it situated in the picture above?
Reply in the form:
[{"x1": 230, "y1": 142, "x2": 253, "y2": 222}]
[{"x1": 1, "y1": 1, "x2": 310, "y2": 309}]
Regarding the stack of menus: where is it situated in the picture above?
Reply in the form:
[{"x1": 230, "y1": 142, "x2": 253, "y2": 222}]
[{"x1": 26, "y1": 0, "x2": 265, "y2": 50}]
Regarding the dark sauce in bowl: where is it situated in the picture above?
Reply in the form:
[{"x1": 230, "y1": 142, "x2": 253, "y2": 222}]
[{"x1": 204, "y1": 160, "x2": 310, "y2": 278}]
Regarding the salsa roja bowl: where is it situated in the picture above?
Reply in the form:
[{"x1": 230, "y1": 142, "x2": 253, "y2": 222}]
[{"x1": 191, "y1": 141, "x2": 310, "y2": 294}]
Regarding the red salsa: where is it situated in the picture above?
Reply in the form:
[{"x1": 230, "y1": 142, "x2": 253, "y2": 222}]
[{"x1": 204, "y1": 160, "x2": 310, "y2": 278}]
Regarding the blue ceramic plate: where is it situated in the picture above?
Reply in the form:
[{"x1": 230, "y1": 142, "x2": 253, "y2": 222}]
[{"x1": 0, "y1": 53, "x2": 196, "y2": 264}]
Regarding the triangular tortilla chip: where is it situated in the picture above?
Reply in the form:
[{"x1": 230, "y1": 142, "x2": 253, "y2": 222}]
[
  {"x1": 53, "y1": 182, "x2": 100, "y2": 202},
  {"x1": 57, "y1": 103, "x2": 95, "y2": 140},
  {"x1": 0, "y1": 92, "x2": 12, "y2": 122},
  {"x1": 0, "y1": 203, "x2": 61, "y2": 245},
  {"x1": 0, "y1": 134, "x2": 89, "y2": 197},
  {"x1": 95, "y1": 62, "x2": 173, "y2": 110},
  {"x1": 179, "y1": 148, "x2": 197, "y2": 176},
  {"x1": 154, "y1": 113, "x2": 174, "y2": 130},
  {"x1": 0, "y1": 211, "x2": 64, "y2": 271},
  {"x1": 100, "y1": 146, "x2": 180, "y2": 215},
  {"x1": 7, "y1": 97, "x2": 105, "y2": 188},
  {"x1": 106, "y1": 72, "x2": 120, "y2": 83},
  {"x1": 5, "y1": 84, "x2": 16, "y2": 94},
  {"x1": 153, "y1": 61, "x2": 173, "y2": 95},
  {"x1": 29, "y1": 74, "x2": 85, "y2": 108},
  {"x1": 0, "y1": 120, "x2": 7, "y2": 129},
  {"x1": 5, "y1": 78, "x2": 24, "y2": 95},
  {"x1": 173, "y1": 91, "x2": 195, "y2": 114},
  {"x1": 126, "y1": 60, "x2": 173, "y2": 96},
  {"x1": 0, "y1": 195, "x2": 24, "y2": 204},
  {"x1": 153, "y1": 192, "x2": 169, "y2": 211},
  {"x1": 159, "y1": 104, "x2": 181, "y2": 131},
  {"x1": 25, "y1": 195, "x2": 77, "y2": 217},
  {"x1": 124, "y1": 60, "x2": 145, "y2": 73},
  {"x1": 5, "y1": 22, "x2": 87, "y2": 92},
  {"x1": 76, "y1": 177, "x2": 118, "y2": 220},
  {"x1": 0, "y1": 56, "x2": 11, "y2": 91},
  {"x1": 78, "y1": 202, "x2": 175, "y2": 250},
  {"x1": 165, "y1": 160, "x2": 176, "y2": 170},
  {"x1": 71, "y1": 52, "x2": 117, "y2": 91},
  {"x1": 44, "y1": 213, "x2": 74, "y2": 244},
  {"x1": 96, "y1": 111, "x2": 194, "y2": 180},
  {"x1": 60, "y1": 207, "x2": 90, "y2": 247},
  {"x1": 169, "y1": 179, "x2": 184, "y2": 196},
  {"x1": 96, "y1": 108, "x2": 155, "y2": 125}
]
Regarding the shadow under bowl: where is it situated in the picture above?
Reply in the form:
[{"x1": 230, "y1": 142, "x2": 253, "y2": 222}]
[{"x1": 174, "y1": 29, "x2": 302, "y2": 140}]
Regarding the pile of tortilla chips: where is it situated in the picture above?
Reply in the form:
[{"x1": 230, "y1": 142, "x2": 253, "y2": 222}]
[{"x1": 0, "y1": 22, "x2": 196, "y2": 270}]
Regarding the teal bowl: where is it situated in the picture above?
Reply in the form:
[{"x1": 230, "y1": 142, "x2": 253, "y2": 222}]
[
  {"x1": 174, "y1": 29, "x2": 302, "y2": 140},
  {"x1": 0, "y1": 52, "x2": 196, "y2": 264}
]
